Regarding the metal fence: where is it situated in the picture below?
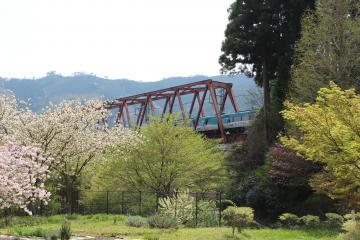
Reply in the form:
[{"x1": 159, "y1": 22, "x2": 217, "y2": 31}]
[
  {"x1": 0, "y1": 191, "x2": 225, "y2": 227},
  {"x1": 78, "y1": 190, "x2": 224, "y2": 227}
]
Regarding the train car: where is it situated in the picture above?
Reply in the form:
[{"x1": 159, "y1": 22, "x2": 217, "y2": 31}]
[{"x1": 195, "y1": 110, "x2": 257, "y2": 134}]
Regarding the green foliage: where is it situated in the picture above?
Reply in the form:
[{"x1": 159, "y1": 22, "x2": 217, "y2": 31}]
[
  {"x1": 220, "y1": 0, "x2": 314, "y2": 86},
  {"x1": 220, "y1": 0, "x2": 315, "y2": 146},
  {"x1": 9, "y1": 227, "x2": 48, "y2": 238},
  {"x1": 50, "y1": 234, "x2": 58, "y2": 240},
  {"x1": 59, "y1": 221, "x2": 71, "y2": 240},
  {"x1": 279, "y1": 213, "x2": 300, "y2": 228},
  {"x1": 0, "y1": 216, "x2": 13, "y2": 228},
  {"x1": 325, "y1": 213, "x2": 344, "y2": 227},
  {"x1": 281, "y1": 83, "x2": 360, "y2": 209},
  {"x1": 125, "y1": 216, "x2": 146, "y2": 228},
  {"x1": 344, "y1": 212, "x2": 360, "y2": 221},
  {"x1": 222, "y1": 207, "x2": 254, "y2": 235},
  {"x1": 147, "y1": 214, "x2": 178, "y2": 229},
  {"x1": 300, "y1": 215, "x2": 320, "y2": 228},
  {"x1": 338, "y1": 220, "x2": 360, "y2": 240},
  {"x1": 143, "y1": 235, "x2": 160, "y2": 240},
  {"x1": 87, "y1": 114, "x2": 227, "y2": 197},
  {"x1": 1, "y1": 214, "x2": 342, "y2": 240},
  {"x1": 197, "y1": 200, "x2": 219, "y2": 227},
  {"x1": 291, "y1": 0, "x2": 360, "y2": 102}
]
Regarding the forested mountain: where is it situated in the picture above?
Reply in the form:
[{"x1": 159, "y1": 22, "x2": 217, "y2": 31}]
[{"x1": 0, "y1": 73, "x2": 258, "y2": 112}]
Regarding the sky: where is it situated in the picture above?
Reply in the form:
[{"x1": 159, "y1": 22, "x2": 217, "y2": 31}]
[{"x1": 0, "y1": 0, "x2": 234, "y2": 82}]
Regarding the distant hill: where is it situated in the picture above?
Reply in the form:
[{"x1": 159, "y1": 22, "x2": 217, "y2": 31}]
[{"x1": 0, "y1": 73, "x2": 260, "y2": 114}]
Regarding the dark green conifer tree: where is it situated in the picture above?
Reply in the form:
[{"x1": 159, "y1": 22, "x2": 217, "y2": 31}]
[{"x1": 220, "y1": 0, "x2": 315, "y2": 145}]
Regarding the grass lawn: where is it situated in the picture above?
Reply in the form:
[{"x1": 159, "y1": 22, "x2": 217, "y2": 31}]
[{"x1": 0, "y1": 214, "x2": 340, "y2": 240}]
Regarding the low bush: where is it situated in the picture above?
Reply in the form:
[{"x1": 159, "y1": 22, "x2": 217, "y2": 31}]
[
  {"x1": 338, "y1": 220, "x2": 360, "y2": 240},
  {"x1": 197, "y1": 200, "x2": 219, "y2": 227},
  {"x1": 60, "y1": 221, "x2": 71, "y2": 240},
  {"x1": 279, "y1": 213, "x2": 300, "y2": 228},
  {"x1": 147, "y1": 214, "x2": 178, "y2": 229},
  {"x1": 344, "y1": 212, "x2": 360, "y2": 221},
  {"x1": 222, "y1": 207, "x2": 254, "y2": 235},
  {"x1": 126, "y1": 216, "x2": 146, "y2": 227},
  {"x1": 300, "y1": 215, "x2": 320, "y2": 228},
  {"x1": 325, "y1": 213, "x2": 344, "y2": 227},
  {"x1": 159, "y1": 190, "x2": 194, "y2": 225}
]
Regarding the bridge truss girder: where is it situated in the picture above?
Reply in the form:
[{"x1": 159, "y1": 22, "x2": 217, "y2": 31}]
[{"x1": 104, "y1": 79, "x2": 239, "y2": 143}]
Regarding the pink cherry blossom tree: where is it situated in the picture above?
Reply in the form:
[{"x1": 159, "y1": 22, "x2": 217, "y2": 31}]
[
  {"x1": 0, "y1": 137, "x2": 51, "y2": 215},
  {"x1": 0, "y1": 93, "x2": 139, "y2": 212}
]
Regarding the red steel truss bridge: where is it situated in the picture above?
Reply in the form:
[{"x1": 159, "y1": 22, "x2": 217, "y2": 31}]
[{"x1": 104, "y1": 79, "x2": 255, "y2": 143}]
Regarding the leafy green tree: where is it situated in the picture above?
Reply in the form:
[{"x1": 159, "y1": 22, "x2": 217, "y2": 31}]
[
  {"x1": 88, "y1": 115, "x2": 227, "y2": 198},
  {"x1": 281, "y1": 83, "x2": 360, "y2": 209},
  {"x1": 291, "y1": 0, "x2": 360, "y2": 102},
  {"x1": 220, "y1": 0, "x2": 314, "y2": 144}
]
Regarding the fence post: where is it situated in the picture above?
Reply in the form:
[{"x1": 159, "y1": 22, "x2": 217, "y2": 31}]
[
  {"x1": 174, "y1": 192, "x2": 177, "y2": 219},
  {"x1": 106, "y1": 191, "x2": 109, "y2": 214},
  {"x1": 195, "y1": 192, "x2": 198, "y2": 227},
  {"x1": 139, "y1": 191, "x2": 142, "y2": 216},
  {"x1": 219, "y1": 192, "x2": 222, "y2": 227},
  {"x1": 121, "y1": 191, "x2": 125, "y2": 214}
]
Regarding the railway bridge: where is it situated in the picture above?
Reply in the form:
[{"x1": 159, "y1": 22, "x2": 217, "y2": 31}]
[{"x1": 104, "y1": 79, "x2": 256, "y2": 143}]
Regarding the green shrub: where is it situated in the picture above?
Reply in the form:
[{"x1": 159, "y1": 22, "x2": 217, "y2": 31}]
[
  {"x1": 159, "y1": 191, "x2": 219, "y2": 226},
  {"x1": 344, "y1": 212, "x2": 360, "y2": 221},
  {"x1": 222, "y1": 207, "x2": 254, "y2": 235},
  {"x1": 159, "y1": 190, "x2": 194, "y2": 224},
  {"x1": 300, "y1": 215, "x2": 320, "y2": 228},
  {"x1": 59, "y1": 221, "x2": 71, "y2": 240},
  {"x1": 126, "y1": 216, "x2": 146, "y2": 227},
  {"x1": 279, "y1": 213, "x2": 300, "y2": 228},
  {"x1": 147, "y1": 214, "x2": 178, "y2": 229},
  {"x1": 338, "y1": 220, "x2": 360, "y2": 240},
  {"x1": 325, "y1": 213, "x2": 344, "y2": 227},
  {"x1": 197, "y1": 200, "x2": 219, "y2": 227}
]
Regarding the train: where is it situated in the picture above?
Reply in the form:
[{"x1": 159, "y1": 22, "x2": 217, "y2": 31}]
[{"x1": 194, "y1": 110, "x2": 257, "y2": 134}]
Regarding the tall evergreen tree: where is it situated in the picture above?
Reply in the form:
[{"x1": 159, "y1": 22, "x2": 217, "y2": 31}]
[
  {"x1": 291, "y1": 0, "x2": 360, "y2": 102},
  {"x1": 219, "y1": 0, "x2": 315, "y2": 144}
]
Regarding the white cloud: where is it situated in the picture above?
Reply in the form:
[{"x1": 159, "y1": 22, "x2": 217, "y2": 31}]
[{"x1": 0, "y1": 0, "x2": 233, "y2": 81}]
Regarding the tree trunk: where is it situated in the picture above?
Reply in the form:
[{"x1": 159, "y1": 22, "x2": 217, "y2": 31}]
[{"x1": 262, "y1": 58, "x2": 270, "y2": 147}]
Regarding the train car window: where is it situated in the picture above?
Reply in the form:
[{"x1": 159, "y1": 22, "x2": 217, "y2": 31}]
[{"x1": 234, "y1": 116, "x2": 242, "y2": 122}]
